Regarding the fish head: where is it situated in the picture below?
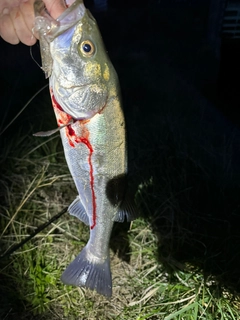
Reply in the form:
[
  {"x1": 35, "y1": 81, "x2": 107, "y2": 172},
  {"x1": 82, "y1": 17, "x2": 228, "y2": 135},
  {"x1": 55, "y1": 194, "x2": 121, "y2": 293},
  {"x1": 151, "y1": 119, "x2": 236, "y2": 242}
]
[
  {"x1": 50, "y1": 10, "x2": 113, "y2": 119},
  {"x1": 34, "y1": 0, "x2": 117, "y2": 120}
]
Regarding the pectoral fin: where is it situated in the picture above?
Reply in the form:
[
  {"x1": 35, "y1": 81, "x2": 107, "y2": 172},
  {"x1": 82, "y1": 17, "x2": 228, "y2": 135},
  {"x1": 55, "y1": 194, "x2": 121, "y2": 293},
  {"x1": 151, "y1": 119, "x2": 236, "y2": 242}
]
[
  {"x1": 106, "y1": 174, "x2": 138, "y2": 223},
  {"x1": 68, "y1": 196, "x2": 89, "y2": 225},
  {"x1": 33, "y1": 120, "x2": 73, "y2": 137},
  {"x1": 113, "y1": 194, "x2": 138, "y2": 223}
]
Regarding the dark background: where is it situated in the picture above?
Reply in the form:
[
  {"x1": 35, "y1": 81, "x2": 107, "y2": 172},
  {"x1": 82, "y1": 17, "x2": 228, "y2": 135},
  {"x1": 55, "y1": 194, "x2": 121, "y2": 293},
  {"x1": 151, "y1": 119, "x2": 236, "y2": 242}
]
[{"x1": 1, "y1": 0, "x2": 240, "y2": 130}]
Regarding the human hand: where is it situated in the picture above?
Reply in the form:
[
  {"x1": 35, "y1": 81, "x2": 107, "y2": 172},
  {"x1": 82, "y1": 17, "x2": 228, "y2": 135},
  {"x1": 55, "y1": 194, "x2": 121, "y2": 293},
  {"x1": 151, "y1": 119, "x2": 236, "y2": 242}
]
[{"x1": 0, "y1": 0, "x2": 67, "y2": 45}]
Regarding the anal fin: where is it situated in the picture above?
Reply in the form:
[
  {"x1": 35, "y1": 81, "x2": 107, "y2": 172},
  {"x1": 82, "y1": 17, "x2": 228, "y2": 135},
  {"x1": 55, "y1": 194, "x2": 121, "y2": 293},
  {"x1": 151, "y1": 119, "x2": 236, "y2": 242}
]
[{"x1": 68, "y1": 196, "x2": 89, "y2": 225}]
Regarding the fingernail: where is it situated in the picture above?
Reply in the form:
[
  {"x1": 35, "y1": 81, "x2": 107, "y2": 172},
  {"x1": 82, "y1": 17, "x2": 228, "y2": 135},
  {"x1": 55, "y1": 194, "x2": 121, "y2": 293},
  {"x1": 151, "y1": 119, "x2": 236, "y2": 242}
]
[{"x1": 2, "y1": 8, "x2": 9, "y2": 15}]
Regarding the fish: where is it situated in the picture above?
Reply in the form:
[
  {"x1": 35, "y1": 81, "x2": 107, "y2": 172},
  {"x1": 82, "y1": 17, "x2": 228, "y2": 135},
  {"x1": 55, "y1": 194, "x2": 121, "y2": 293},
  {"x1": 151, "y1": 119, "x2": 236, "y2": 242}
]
[{"x1": 34, "y1": 0, "x2": 136, "y2": 297}]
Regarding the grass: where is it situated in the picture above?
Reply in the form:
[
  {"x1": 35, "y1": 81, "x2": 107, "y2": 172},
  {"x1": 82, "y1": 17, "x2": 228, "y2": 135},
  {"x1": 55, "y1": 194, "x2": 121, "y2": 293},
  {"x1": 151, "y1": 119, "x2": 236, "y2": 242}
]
[{"x1": 1, "y1": 87, "x2": 240, "y2": 320}]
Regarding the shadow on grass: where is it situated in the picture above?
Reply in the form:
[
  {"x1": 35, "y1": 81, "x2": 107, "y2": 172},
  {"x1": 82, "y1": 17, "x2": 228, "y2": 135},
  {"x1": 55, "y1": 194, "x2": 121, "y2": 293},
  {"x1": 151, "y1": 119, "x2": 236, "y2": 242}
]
[{"x1": 136, "y1": 148, "x2": 240, "y2": 295}]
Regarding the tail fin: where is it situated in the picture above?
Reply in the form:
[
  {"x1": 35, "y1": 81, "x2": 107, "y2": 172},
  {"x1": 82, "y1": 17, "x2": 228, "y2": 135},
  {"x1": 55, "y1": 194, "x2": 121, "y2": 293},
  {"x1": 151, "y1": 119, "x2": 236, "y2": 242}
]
[{"x1": 61, "y1": 246, "x2": 112, "y2": 297}]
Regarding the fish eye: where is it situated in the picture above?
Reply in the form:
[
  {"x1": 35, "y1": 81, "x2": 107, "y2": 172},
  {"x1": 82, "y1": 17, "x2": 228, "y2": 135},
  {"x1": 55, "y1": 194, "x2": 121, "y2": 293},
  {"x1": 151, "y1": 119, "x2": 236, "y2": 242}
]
[{"x1": 79, "y1": 40, "x2": 95, "y2": 57}]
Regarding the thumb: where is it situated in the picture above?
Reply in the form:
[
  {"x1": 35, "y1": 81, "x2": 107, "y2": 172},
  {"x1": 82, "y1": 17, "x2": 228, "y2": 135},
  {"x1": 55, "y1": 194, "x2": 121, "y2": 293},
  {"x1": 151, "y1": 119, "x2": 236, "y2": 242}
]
[{"x1": 43, "y1": 0, "x2": 66, "y2": 19}]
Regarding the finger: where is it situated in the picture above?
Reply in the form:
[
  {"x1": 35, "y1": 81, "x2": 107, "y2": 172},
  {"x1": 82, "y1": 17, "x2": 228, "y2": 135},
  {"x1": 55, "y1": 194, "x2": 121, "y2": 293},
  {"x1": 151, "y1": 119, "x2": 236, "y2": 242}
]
[
  {"x1": 0, "y1": 1, "x2": 19, "y2": 14},
  {"x1": 0, "y1": 8, "x2": 19, "y2": 44},
  {"x1": 43, "y1": 0, "x2": 66, "y2": 19},
  {"x1": 10, "y1": 6, "x2": 35, "y2": 46},
  {"x1": 20, "y1": 0, "x2": 37, "y2": 45},
  {"x1": 66, "y1": 0, "x2": 76, "y2": 6}
]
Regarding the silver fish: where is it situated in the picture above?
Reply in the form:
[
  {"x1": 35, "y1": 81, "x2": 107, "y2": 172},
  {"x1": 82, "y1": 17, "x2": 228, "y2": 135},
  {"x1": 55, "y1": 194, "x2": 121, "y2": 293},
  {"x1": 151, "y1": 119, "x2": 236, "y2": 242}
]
[{"x1": 34, "y1": 0, "x2": 136, "y2": 297}]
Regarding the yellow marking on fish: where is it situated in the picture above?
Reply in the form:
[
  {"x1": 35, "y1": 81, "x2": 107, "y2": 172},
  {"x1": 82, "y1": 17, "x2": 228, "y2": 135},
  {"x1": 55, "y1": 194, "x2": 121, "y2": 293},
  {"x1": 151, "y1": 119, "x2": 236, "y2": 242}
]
[
  {"x1": 84, "y1": 61, "x2": 101, "y2": 78},
  {"x1": 103, "y1": 63, "x2": 110, "y2": 81}
]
